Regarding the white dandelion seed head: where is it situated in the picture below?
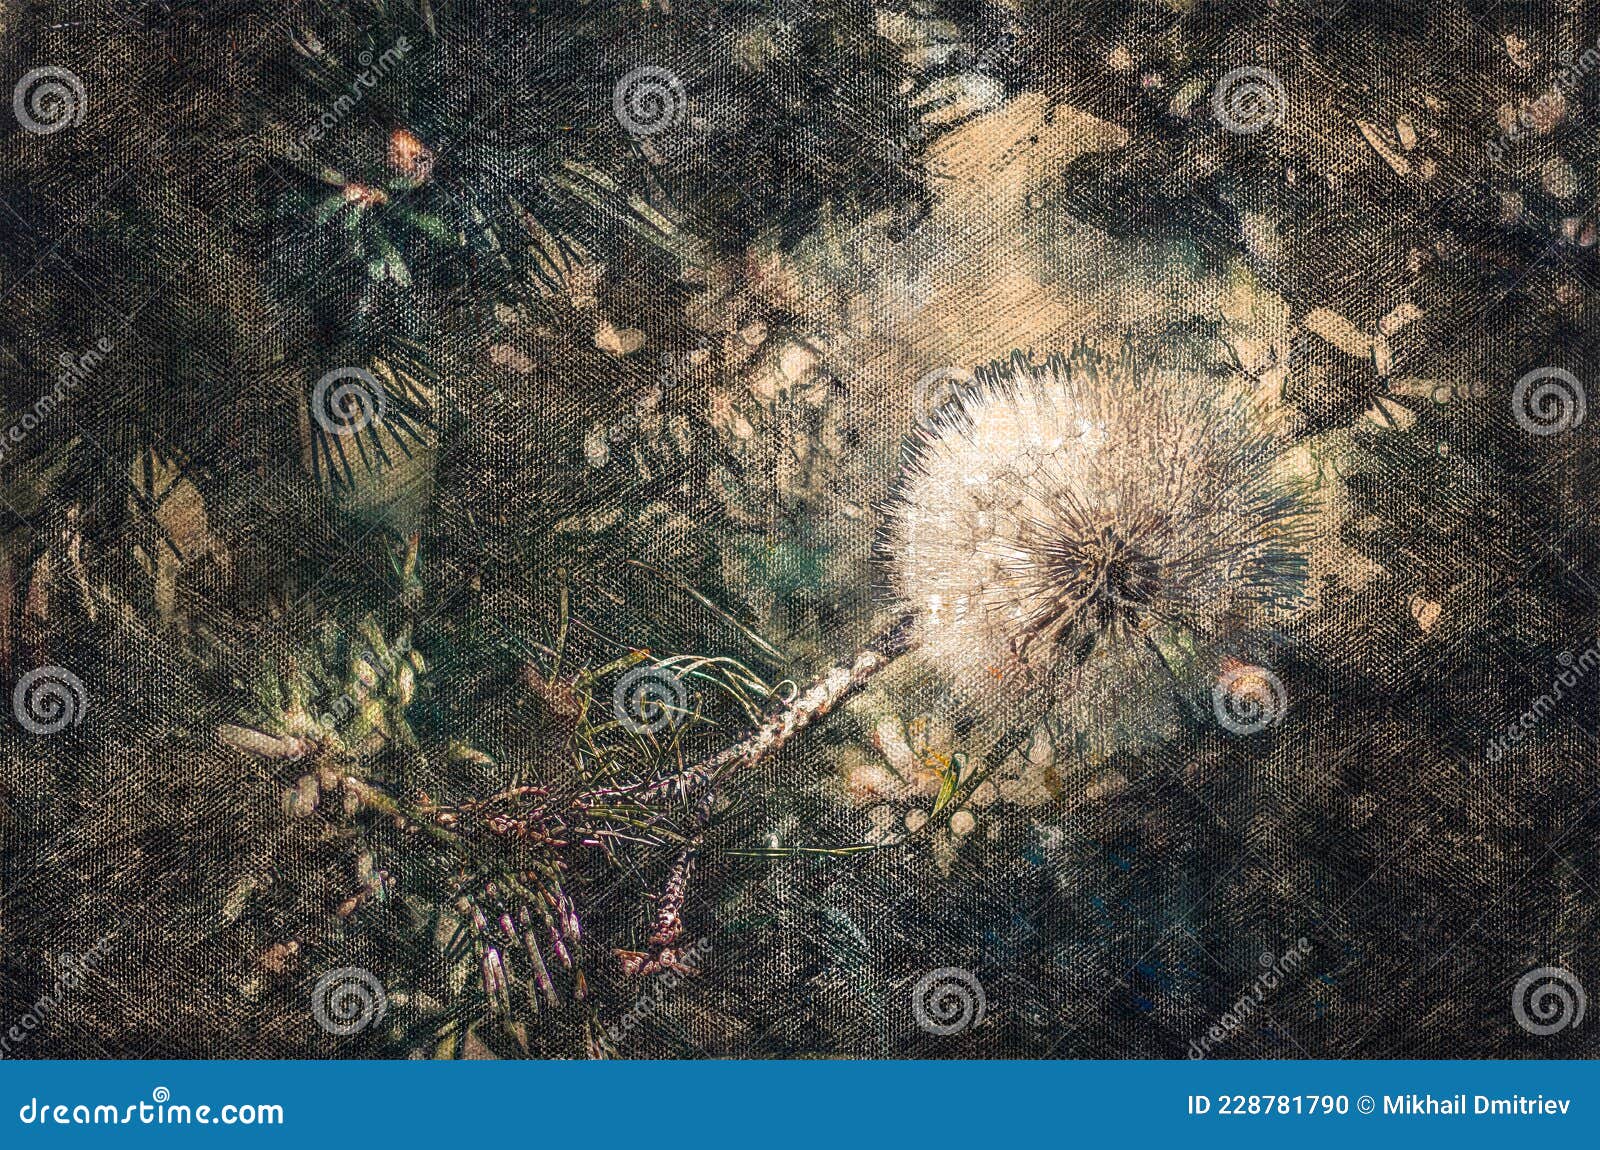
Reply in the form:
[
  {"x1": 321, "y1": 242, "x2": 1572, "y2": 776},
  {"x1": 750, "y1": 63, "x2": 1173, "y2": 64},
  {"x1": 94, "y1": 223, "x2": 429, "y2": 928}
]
[{"x1": 882, "y1": 347, "x2": 1313, "y2": 719}]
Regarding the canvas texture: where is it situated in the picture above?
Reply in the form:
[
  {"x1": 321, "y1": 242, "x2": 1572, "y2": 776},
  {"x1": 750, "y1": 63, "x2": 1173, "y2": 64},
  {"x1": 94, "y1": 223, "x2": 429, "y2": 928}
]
[{"x1": 0, "y1": 0, "x2": 1597, "y2": 1060}]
